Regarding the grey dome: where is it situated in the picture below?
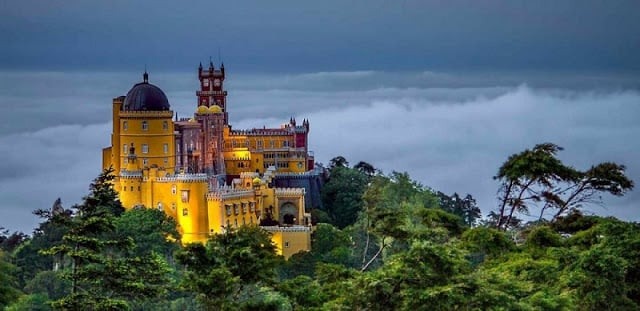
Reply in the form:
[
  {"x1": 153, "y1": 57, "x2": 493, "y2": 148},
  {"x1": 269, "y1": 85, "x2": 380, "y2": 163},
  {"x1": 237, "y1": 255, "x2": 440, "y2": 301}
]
[{"x1": 122, "y1": 75, "x2": 170, "y2": 111}]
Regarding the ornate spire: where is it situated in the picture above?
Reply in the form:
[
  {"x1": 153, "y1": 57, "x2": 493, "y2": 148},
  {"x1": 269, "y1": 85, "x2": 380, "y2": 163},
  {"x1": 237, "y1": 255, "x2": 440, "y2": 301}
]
[{"x1": 143, "y1": 69, "x2": 149, "y2": 83}]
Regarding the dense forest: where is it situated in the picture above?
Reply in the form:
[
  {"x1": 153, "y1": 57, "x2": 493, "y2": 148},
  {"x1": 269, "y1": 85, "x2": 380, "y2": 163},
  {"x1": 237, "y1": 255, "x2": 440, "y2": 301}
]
[{"x1": 1, "y1": 143, "x2": 637, "y2": 310}]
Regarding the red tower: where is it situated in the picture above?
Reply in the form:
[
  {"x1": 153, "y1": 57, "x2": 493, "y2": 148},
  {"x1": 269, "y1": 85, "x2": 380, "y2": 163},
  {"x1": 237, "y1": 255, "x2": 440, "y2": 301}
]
[{"x1": 196, "y1": 61, "x2": 228, "y2": 124}]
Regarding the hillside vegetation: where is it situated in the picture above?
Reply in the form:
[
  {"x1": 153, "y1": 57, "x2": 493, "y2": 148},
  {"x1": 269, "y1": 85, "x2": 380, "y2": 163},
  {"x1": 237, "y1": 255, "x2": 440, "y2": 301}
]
[{"x1": 1, "y1": 143, "x2": 637, "y2": 310}]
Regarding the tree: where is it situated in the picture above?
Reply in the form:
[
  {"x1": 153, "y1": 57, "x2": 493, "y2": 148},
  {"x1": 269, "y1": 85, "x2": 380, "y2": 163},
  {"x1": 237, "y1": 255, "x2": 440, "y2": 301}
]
[
  {"x1": 359, "y1": 172, "x2": 442, "y2": 271},
  {"x1": 320, "y1": 166, "x2": 368, "y2": 229},
  {"x1": 436, "y1": 192, "x2": 481, "y2": 227},
  {"x1": 354, "y1": 161, "x2": 376, "y2": 177},
  {"x1": 493, "y1": 143, "x2": 633, "y2": 230},
  {"x1": 0, "y1": 250, "x2": 21, "y2": 309},
  {"x1": 328, "y1": 156, "x2": 349, "y2": 169},
  {"x1": 177, "y1": 226, "x2": 281, "y2": 310},
  {"x1": 114, "y1": 207, "x2": 180, "y2": 259},
  {"x1": 543, "y1": 162, "x2": 634, "y2": 219},
  {"x1": 45, "y1": 168, "x2": 171, "y2": 310},
  {"x1": 0, "y1": 228, "x2": 28, "y2": 253}
]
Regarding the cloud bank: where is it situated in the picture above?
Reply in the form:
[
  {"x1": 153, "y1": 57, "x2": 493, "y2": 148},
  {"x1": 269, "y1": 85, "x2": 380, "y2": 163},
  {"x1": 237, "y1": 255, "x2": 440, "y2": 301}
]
[{"x1": 0, "y1": 71, "x2": 638, "y2": 233}]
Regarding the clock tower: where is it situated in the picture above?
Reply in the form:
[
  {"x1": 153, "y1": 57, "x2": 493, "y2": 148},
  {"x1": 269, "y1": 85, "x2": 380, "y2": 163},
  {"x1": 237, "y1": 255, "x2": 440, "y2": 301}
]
[{"x1": 197, "y1": 61, "x2": 228, "y2": 124}]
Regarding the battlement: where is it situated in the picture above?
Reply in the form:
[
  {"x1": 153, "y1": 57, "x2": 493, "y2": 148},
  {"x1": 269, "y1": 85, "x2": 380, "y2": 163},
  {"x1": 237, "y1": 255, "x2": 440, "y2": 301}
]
[
  {"x1": 261, "y1": 225, "x2": 311, "y2": 232},
  {"x1": 275, "y1": 171, "x2": 316, "y2": 178},
  {"x1": 228, "y1": 155, "x2": 251, "y2": 161},
  {"x1": 275, "y1": 188, "x2": 306, "y2": 196},
  {"x1": 207, "y1": 188, "x2": 255, "y2": 201},
  {"x1": 120, "y1": 170, "x2": 143, "y2": 178},
  {"x1": 229, "y1": 128, "x2": 297, "y2": 136},
  {"x1": 156, "y1": 173, "x2": 209, "y2": 183}
]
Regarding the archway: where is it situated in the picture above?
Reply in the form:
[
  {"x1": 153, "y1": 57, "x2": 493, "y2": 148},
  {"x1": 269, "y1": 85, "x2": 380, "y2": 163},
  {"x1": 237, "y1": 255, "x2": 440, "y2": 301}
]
[{"x1": 279, "y1": 203, "x2": 298, "y2": 225}]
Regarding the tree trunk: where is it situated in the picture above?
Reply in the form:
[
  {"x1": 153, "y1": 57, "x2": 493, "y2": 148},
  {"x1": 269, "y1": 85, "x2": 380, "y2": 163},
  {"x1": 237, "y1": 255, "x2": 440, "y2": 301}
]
[{"x1": 361, "y1": 237, "x2": 385, "y2": 272}]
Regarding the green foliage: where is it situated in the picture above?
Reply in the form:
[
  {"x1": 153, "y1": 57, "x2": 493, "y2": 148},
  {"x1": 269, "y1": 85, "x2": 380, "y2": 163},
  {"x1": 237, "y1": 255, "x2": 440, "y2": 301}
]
[
  {"x1": 0, "y1": 229, "x2": 28, "y2": 253},
  {"x1": 569, "y1": 246, "x2": 636, "y2": 310},
  {"x1": 6, "y1": 294, "x2": 52, "y2": 311},
  {"x1": 238, "y1": 286, "x2": 292, "y2": 311},
  {"x1": 461, "y1": 227, "x2": 514, "y2": 264},
  {"x1": 114, "y1": 207, "x2": 181, "y2": 258},
  {"x1": 494, "y1": 143, "x2": 634, "y2": 230},
  {"x1": 278, "y1": 276, "x2": 325, "y2": 310},
  {"x1": 8, "y1": 155, "x2": 638, "y2": 310},
  {"x1": 177, "y1": 226, "x2": 281, "y2": 309},
  {"x1": 24, "y1": 270, "x2": 70, "y2": 300},
  {"x1": 44, "y1": 168, "x2": 172, "y2": 310},
  {"x1": 524, "y1": 226, "x2": 562, "y2": 249},
  {"x1": 436, "y1": 192, "x2": 482, "y2": 227},
  {"x1": 321, "y1": 165, "x2": 368, "y2": 228},
  {"x1": 0, "y1": 250, "x2": 21, "y2": 309}
]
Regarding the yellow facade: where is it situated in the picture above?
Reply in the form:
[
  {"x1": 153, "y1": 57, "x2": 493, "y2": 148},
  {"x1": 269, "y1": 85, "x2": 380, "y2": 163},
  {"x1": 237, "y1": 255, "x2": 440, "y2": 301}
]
[{"x1": 102, "y1": 71, "x2": 313, "y2": 258}]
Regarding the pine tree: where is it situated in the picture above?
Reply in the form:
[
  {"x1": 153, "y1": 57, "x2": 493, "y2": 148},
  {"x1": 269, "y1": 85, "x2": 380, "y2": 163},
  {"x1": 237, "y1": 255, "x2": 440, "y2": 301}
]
[{"x1": 45, "y1": 168, "x2": 170, "y2": 310}]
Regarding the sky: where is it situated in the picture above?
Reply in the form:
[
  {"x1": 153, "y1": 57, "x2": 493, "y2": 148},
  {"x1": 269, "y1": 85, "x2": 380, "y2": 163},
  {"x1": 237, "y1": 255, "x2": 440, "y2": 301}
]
[{"x1": 1, "y1": 1, "x2": 639, "y2": 233}]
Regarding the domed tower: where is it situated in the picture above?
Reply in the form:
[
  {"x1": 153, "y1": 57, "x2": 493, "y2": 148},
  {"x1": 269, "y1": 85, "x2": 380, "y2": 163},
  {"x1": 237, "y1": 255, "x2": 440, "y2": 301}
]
[{"x1": 108, "y1": 72, "x2": 175, "y2": 175}]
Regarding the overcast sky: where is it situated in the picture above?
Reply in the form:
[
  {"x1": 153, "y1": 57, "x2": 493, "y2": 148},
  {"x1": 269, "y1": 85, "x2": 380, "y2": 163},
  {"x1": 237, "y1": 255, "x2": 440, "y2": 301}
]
[
  {"x1": 2, "y1": 0, "x2": 639, "y2": 72},
  {"x1": 1, "y1": 1, "x2": 639, "y2": 233}
]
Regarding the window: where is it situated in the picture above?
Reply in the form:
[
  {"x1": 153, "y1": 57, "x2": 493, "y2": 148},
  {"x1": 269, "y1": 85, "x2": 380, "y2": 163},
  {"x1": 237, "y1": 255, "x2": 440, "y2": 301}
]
[
  {"x1": 171, "y1": 184, "x2": 177, "y2": 195},
  {"x1": 182, "y1": 208, "x2": 188, "y2": 216},
  {"x1": 203, "y1": 79, "x2": 209, "y2": 87},
  {"x1": 138, "y1": 186, "x2": 140, "y2": 191},
  {"x1": 123, "y1": 121, "x2": 128, "y2": 131},
  {"x1": 163, "y1": 121, "x2": 168, "y2": 130},
  {"x1": 234, "y1": 219, "x2": 238, "y2": 228},
  {"x1": 142, "y1": 144, "x2": 149, "y2": 154},
  {"x1": 142, "y1": 120, "x2": 148, "y2": 131},
  {"x1": 270, "y1": 140, "x2": 274, "y2": 148},
  {"x1": 143, "y1": 158, "x2": 148, "y2": 166},
  {"x1": 123, "y1": 144, "x2": 128, "y2": 154},
  {"x1": 257, "y1": 140, "x2": 263, "y2": 148},
  {"x1": 130, "y1": 186, "x2": 133, "y2": 191},
  {"x1": 242, "y1": 218, "x2": 246, "y2": 225},
  {"x1": 171, "y1": 203, "x2": 176, "y2": 210},
  {"x1": 164, "y1": 158, "x2": 168, "y2": 165},
  {"x1": 284, "y1": 241, "x2": 290, "y2": 248},
  {"x1": 226, "y1": 205, "x2": 232, "y2": 216},
  {"x1": 283, "y1": 140, "x2": 289, "y2": 147},
  {"x1": 181, "y1": 190, "x2": 189, "y2": 203},
  {"x1": 157, "y1": 202, "x2": 163, "y2": 211},
  {"x1": 250, "y1": 202, "x2": 255, "y2": 213},
  {"x1": 163, "y1": 143, "x2": 168, "y2": 154},
  {"x1": 242, "y1": 203, "x2": 247, "y2": 214},
  {"x1": 234, "y1": 204, "x2": 239, "y2": 215}
]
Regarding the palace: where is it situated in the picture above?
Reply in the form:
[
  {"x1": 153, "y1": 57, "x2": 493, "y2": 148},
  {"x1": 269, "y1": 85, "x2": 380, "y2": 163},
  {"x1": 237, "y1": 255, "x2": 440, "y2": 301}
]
[{"x1": 102, "y1": 62, "x2": 318, "y2": 258}]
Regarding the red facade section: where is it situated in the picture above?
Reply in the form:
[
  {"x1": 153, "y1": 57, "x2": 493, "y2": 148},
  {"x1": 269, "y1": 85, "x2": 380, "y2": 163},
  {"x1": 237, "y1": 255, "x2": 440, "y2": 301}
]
[{"x1": 295, "y1": 133, "x2": 307, "y2": 148}]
